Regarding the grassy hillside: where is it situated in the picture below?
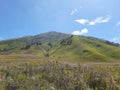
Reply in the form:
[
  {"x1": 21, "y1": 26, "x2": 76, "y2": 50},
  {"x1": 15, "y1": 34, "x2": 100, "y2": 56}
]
[{"x1": 0, "y1": 31, "x2": 120, "y2": 62}]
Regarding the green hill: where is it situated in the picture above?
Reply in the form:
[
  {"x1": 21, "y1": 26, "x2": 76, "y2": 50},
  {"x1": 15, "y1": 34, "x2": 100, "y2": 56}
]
[{"x1": 0, "y1": 31, "x2": 120, "y2": 62}]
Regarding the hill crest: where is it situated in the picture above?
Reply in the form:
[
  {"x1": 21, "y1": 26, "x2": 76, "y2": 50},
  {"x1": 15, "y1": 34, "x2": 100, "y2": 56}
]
[{"x1": 0, "y1": 31, "x2": 120, "y2": 62}]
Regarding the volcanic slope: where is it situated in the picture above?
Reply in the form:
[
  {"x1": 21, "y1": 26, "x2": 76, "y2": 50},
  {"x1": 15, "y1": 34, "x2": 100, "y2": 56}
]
[{"x1": 0, "y1": 31, "x2": 120, "y2": 62}]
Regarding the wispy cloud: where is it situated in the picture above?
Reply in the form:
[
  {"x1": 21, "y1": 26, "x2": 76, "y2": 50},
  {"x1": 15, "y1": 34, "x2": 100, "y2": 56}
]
[
  {"x1": 117, "y1": 21, "x2": 120, "y2": 26},
  {"x1": 70, "y1": 9, "x2": 78, "y2": 15},
  {"x1": 75, "y1": 19, "x2": 88, "y2": 25},
  {"x1": 75, "y1": 15, "x2": 111, "y2": 26},
  {"x1": 89, "y1": 15, "x2": 111, "y2": 25},
  {"x1": 111, "y1": 36, "x2": 120, "y2": 41},
  {"x1": 72, "y1": 28, "x2": 88, "y2": 35}
]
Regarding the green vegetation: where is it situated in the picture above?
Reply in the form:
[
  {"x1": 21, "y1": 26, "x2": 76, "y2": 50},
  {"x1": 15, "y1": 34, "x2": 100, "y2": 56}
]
[
  {"x1": 0, "y1": 61, "x2": 120, "y2": 90},
  {"x1": 0, "y1": 32, "x2": 120, "y2": 89},
  {"x1": 0, "y1": 31, "x2": 120, "y2": 62}
]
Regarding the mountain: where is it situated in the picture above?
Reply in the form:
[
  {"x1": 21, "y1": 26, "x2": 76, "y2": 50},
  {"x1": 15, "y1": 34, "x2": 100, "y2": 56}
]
[{"x1": 0, "y1": 31, "x2": 120, "y2": 62}]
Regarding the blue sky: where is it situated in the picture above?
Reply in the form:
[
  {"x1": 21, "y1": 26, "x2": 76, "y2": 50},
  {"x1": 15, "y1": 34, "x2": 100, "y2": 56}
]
[{"x1": 0, "y1": 0, "x2": 120, "y2": 43}]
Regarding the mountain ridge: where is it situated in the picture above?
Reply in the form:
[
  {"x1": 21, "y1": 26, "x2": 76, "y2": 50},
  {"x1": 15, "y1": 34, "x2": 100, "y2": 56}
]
[{"x1": 0, "y1": 31, "x2": 120, "y2": 62}]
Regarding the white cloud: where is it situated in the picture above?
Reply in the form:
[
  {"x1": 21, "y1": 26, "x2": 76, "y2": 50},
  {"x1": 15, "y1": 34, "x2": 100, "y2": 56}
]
[
  {"x1": 112, "y1": 37, "x2": 120, "y2": 41},
  {"x1": 75, "y1": 15, "x2": 111, "y2": 25},
  {"x1": 70, "y1": 9, "x2": 78, "y2": 15},
  {"x1": 117, "y1": 21, "x2": 120, "y2": 26},
  {"x1": 75, "y1": 19, "x2": 88, "y2": 25},
  {"x1": 89, "y1": 16, "x2": 111, "y2": 25},
  {"x1": 72, "y1": 28, "x2": 88, "y2": 35}
]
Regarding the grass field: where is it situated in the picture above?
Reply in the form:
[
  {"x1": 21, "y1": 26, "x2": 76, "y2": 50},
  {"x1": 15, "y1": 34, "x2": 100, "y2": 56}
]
[
  {"x1": 0, "y1": 58, "x2": 120, "y2": 90},
  {"x1": 0, "y1": 32, "x2": 120, "y2": 90}
]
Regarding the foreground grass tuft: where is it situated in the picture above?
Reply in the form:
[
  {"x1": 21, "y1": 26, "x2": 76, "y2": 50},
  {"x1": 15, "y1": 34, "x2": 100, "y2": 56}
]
[{"x1": 0, "y1": 61, "x2": 120, "y2": 90}]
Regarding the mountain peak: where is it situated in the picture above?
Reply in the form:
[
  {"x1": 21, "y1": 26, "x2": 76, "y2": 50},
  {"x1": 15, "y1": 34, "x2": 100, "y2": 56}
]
[
  {"x1": 37, "y1": 31, "x2": 69, "y2": 36},
  {"x1": 0, "y1": 31, "x2": 120, "y2": 62}
]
